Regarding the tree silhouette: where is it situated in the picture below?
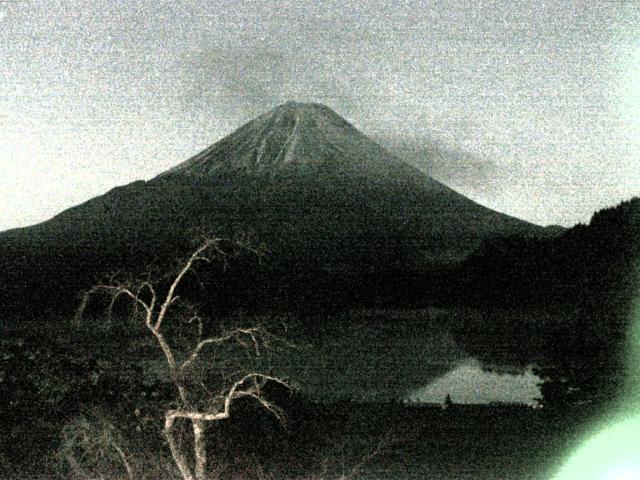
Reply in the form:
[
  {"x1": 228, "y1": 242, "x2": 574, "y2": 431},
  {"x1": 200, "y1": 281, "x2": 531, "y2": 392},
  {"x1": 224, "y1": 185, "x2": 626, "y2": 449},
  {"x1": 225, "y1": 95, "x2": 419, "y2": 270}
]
[{"x1": 76, "y1": 238, "x2": 291, "y2": 480}]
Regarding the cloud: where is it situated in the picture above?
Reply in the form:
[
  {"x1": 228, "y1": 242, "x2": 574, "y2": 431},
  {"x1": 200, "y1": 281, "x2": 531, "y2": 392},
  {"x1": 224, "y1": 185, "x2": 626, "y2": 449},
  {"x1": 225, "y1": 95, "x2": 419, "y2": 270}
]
[
  {"x1": 378, "y1": 134, "x2": 505, "y2": 194},
  {"x1": 173, "y1": 41, "x2": 365, "y2": 127}
]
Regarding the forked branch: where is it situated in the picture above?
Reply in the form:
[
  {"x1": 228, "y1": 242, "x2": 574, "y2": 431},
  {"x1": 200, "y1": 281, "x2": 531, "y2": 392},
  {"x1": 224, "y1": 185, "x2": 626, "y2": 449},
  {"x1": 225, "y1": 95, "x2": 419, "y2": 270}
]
[{"x1": 74, "y1": 238, "x2": 291, "y2": 480}]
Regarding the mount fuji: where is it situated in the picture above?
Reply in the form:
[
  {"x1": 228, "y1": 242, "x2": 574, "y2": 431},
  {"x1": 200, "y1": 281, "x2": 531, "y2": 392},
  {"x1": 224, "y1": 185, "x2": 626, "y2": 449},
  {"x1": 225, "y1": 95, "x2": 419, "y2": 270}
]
[{"x1": 0, "y1": 102, "x2": 548, "y2": 315}]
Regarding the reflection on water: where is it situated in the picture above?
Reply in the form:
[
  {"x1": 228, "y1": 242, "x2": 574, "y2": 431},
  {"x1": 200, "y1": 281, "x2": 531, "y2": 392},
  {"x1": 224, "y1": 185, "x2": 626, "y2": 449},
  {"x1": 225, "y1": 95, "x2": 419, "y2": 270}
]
[
  {"x1": 271, "y1": 312, "x2": 467, "y2": 401},
  {"x1": 405, "y1": 358, "x2": 542, "y2": 405}
]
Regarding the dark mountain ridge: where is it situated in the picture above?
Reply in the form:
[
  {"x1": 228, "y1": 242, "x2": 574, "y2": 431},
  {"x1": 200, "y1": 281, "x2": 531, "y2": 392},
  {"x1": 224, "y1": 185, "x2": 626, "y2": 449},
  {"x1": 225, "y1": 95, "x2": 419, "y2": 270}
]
[
  {"x1": 0, "y1": 102, "x2": 549, "y2": 317},
  {"x1": 452, "y1": 197, "x2": 640, "y2": 404}
]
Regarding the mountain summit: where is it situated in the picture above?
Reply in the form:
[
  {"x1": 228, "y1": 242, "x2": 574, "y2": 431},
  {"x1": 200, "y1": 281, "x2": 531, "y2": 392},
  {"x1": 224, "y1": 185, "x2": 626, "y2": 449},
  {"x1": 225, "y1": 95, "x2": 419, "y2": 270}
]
[
  {"x1": 0, "y1": 102, "x2": 549, "y2": 314},
  {"x1": 162, "y1": 101, "x2": 421, "y2": 179}
]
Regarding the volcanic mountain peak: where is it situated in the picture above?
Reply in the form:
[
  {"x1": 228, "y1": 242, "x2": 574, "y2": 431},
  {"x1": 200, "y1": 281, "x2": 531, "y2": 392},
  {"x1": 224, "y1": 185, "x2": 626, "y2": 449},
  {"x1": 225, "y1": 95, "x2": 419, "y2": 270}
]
[
  {"x1": 162, "y1": 101, "x2": 413, "y2": 179},
  {"x1": 0, "y1": 100, "x2": 553, "y2": 320}
]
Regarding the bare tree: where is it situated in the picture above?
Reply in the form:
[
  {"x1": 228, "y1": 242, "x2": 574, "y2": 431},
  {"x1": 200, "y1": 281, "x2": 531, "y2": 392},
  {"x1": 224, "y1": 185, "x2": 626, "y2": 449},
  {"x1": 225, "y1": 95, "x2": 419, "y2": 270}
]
[
  {"x1": 56, "y1": 408, "x2": 136, "y2": 480},
  {"x1": 76, "y1": 238, "x2": 290, "y2": 480}
]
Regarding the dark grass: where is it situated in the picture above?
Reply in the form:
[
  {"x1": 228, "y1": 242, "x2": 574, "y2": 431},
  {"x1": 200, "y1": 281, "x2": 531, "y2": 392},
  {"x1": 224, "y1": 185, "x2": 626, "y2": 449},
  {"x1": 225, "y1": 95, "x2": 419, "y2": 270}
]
[
  {"x1": 0, "y1": 311, "x2": 615, "y2": 479},
  {"x1": 0, "y1": 395, "x2": 598, "y2": 479}
]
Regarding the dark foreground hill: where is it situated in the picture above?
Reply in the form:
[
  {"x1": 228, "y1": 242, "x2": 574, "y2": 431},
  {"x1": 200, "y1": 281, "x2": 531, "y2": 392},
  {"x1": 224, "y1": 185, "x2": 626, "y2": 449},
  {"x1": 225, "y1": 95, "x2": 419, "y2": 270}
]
[
  {"x1": 0, "y1": 102, "x2": 547, "y2": 317},
  {"x1": 452, "y1": 197, "x2": 640, "y2": 405}
]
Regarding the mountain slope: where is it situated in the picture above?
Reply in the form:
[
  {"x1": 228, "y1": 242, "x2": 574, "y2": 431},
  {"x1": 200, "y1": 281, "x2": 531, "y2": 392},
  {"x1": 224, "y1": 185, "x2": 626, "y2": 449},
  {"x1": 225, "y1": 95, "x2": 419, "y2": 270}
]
[
  {"x1": 163, "y1": 101, "x2": 417, "y2": 178},
  {"x1": 0, "y1": 102, "x2": 548, "y2": 316}
]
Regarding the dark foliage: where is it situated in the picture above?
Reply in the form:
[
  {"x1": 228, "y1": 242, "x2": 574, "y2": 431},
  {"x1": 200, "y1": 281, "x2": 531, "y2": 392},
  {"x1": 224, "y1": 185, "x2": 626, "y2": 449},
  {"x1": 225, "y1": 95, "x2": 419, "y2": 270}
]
[{"x1": 454, "y1": 198, "x2": 640, "y2": 405}]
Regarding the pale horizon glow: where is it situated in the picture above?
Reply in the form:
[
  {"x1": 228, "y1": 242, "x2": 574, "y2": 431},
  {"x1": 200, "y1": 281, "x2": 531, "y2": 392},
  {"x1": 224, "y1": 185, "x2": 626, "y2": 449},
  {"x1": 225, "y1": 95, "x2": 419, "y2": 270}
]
[{"x1": 2, "y1": 1, "x2": 639, "y2": 231}]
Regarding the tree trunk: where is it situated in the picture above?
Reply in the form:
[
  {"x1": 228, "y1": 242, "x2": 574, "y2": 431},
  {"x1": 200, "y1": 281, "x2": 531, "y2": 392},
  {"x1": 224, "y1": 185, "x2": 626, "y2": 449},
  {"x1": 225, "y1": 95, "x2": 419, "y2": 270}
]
[
  {"x1": 111, "y1": 441, "x2": 136, "y2": 480},
  {"x1": 193, "y1": 419, "x2": 207, "y2": 480},
  {"x1": 165, "y1": 415, "x2": 195, "y2": 480}
]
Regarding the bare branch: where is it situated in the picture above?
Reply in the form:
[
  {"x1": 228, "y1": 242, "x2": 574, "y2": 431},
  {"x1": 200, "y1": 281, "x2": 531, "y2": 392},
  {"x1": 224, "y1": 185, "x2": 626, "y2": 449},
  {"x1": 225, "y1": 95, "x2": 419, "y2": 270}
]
[
  {"x1": 180, "y1": 327, "x2": 262, "y2": 372},
  {"x1": 183, "y1": 315, "x2": 204, "y2": 339},
  {"x1": 74, "y1": 292, "x2": 90, "y2": 326},
  {"x1": 165, "y1": 373, "x2": 290, "y2": 427},
  {"x1": 155, "y1": 238, "x2": 221, "y2": 332},
  {"x1": 75, "y1": 284, "x2": 153, "y2": 326},
  {"x1": 225, "y1": 373, "x2": 291, "y2": 414},
  {"x1": 231, "y1": 391, "x2": 286, "y2": 425},
  {"x1": 105, "y1": 290, "x2": 122, "y2": 323},
  {"x1": 74, "y1": 236, "x2": 292, "y2": 480}
]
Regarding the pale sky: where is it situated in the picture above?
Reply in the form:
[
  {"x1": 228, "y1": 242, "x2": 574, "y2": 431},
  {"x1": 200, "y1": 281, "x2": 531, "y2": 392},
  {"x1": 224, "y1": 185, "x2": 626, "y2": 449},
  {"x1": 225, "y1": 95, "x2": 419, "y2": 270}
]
[{"x1": 1, "y1": 0, "x2": 639, "y2": 231}]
